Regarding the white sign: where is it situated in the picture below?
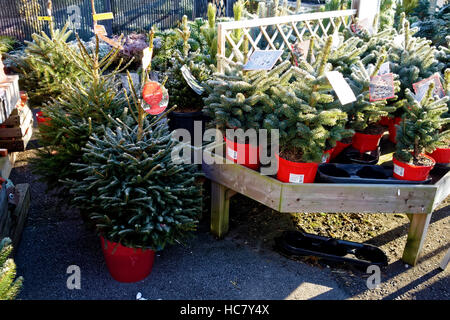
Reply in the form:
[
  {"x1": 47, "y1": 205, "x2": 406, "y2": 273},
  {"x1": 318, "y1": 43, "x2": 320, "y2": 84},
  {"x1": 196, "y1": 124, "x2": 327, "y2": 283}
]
[
  {"x1": 243, "y1": 50, "x2": 283, "y2": 71},
  {"x1": 325, "y1": 71, "x2": 357, "y2": 105}
]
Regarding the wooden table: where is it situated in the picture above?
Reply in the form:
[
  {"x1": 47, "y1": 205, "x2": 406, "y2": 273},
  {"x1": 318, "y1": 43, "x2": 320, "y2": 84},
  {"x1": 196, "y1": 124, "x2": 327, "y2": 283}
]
[{"x1": 202, "y1": 142, "x2": 450, "y2": 266}]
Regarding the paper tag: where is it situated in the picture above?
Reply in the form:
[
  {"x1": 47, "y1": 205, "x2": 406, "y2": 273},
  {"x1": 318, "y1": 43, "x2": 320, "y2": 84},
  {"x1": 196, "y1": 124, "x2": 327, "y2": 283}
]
[
  {"x1": 331, "y1": 29, "x2": 340, "y2": 49},
  {"x1": 369, "y1": 73, "x2": 396, "y2": 102},
  {"x1": 94, "y1": 24, "x2": 107, "y2": 36},
  {"x1": 325, "y1": 71, "x2": 357, "y2": 105},
  {"x1": 378, "y1": 62, "x2": 390, "y2": 75},
  {"x1": 413, "y1": 73, "x2": 445, "y2": 101},
  {"x1": 292, "y1": 40, "x2": 310, "y2": 66},
  {"x1": 93, "y1": 12, "x2": 114, "y2": 21},
  {"x1": 393, "y1": 34, "x2": 404, "y2": 47},
  {"x1": 243, "y1": 50, "x2": 283, "y2": 71},
  {"x1": 289, "y1": 173, "x2": 304, "y2": 184},
  {"x1": 142, "y1": 81, "x2": 169, "y2": 115},
  {"x1": 38, "y1": 16, "x2": 52, "y2": 21},
  {"x1": 394, "y1": 164, "x2": 404, "y2": 177},
  {"x1": 142, "y1": 47, "x2": 153, "y2": 71},
  {"x1": 227, "y1": 147, "x2": 238, "y2": 160},
  {"x1": 321, "y1": 153, "x2": 330, "y2": 163},
  {"x1": 181, "y1": 65, "x2": 204, "y2": 95}
]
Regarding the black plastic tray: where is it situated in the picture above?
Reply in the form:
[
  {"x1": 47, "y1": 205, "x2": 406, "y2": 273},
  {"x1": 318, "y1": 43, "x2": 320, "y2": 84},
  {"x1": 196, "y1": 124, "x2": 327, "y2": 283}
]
[
  {"x1": 333, "y1": 146, "x2": 380, "y2": 165},
  {"x1": 275, "y1": 231, "x2": 388, "y2": 268},
  {"x1": 318, "y1": 163, "x2": 432, "y2": 184}
]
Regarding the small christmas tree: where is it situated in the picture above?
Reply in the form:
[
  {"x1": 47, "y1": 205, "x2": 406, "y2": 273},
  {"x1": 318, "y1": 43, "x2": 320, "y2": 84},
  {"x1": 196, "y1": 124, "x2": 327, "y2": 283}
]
[
  {"x1": 395, "y1": 83, "x2": 450, "y2": 164},
  {"x1": 345, "y1": 52, "x2": 399, "y2": 133},
  {"x1": 0, "y1": 238, "x2": 23, "y2": 300},
  {"x1": 6, "y1": 23, "x2": 85, "y2": 107},
  {"x1": 31, "y1": 35, "x2": 129, "y2": 199},
  {"x1": 164, "y1": 15, "x2": 213, "y2": 113},
  {"x1": 67, "y1": 72, "x2": 203, "y2": 250}
]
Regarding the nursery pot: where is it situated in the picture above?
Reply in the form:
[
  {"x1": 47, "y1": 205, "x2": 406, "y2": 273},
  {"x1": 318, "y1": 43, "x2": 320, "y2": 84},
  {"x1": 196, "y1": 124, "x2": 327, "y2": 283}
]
[
  {"x1": 352, "y1": 132, "x2": 383, "y2": 153},
  {"x1": 392, "y1": 154, "x2": 436, "y2": 181},
  {"x1": 427, "y1": 148, "x2": 450, "y2": 164},
  {"x1": 331, "y1": 140, "x2": 351, "y2": 160},
  {"x1": 378, "y1": 116, "x2": 391, "y2": 127},
  {"x1": 321, "y1": 147, "x2": 335, "y2": 163},
  {"x1": 388, "y1": 117, "x2": 402, "y2": 143},
  {"x1": 276, "y1": 153, "x2": 319, "y2": 183},
  {"x1": 224, "y1": 136, "x2": 260, "y2": 170},
  {"x1": 167, "y1": 111, "x2": 208, "y2": 144},
  {"x1": 36, "y1": 111, "x2": 51, "y2": 126},
  {"x1": 100, "y1": 236, "x2": 155, "y2": 283}
]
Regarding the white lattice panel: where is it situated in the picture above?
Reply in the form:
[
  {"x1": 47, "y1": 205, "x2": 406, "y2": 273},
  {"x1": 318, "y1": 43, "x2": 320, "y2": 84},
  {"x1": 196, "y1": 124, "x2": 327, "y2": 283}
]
[{"x1": 217, "y1": 9, "x2": 357, "y2": 72}]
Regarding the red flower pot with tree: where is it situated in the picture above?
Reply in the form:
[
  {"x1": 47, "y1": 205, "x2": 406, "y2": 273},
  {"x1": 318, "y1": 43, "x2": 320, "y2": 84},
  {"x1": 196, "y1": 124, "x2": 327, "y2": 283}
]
[{"x1": 393, "y1": 84, "x2": 449, "y2": 181}]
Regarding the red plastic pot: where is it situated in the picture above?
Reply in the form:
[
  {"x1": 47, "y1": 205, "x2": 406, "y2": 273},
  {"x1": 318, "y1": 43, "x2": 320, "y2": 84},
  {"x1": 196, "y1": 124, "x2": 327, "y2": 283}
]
[
  {"x1": 352, "y1": 132, "x2": 383, "y2": 153},
  {"x1": 378, "y1": 116, "x2": 391, "y2": 127},
  {"x1": 321, "y1": 147, "x2": 335, "y2": 163},
  {"x1": 330, "y1": 140, "x2": 351, "y2": 160},
  {"x1": 392, "y1": 155, "x2": 435, "y2": 181},
  {"x1": 276, "y1": 153, "x2": 319, "y2": 183},
  {"x1": 224, "y1": 136, "x2": 260, "y2": 170},
  {"x1": 427, "y1": 148, "x2": 450, "y2": 164},
  {"x1": 36, "y1": 111, "x2": 51, "y2": 126},
  {"x1": 100, "y1": 236, "x2": 155, "y2": 283},
  {"x1": 388, "y1": 117, "x2": 402, "y2": 143}
]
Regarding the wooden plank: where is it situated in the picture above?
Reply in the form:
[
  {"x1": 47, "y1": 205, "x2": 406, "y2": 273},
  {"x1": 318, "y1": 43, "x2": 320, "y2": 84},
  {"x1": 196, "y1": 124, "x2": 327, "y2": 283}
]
[
  {"x1": 0, "y1": 122, "x2": 33, "y2": 152},
  {"x1": 210, "y1": 181, "x2": 230, "y2": 238},
  {"x1": 0, "y1": 152, "x2": 16, "y2": 179},
  {"x1": 2, "y1": 104, "x2": 31, "y2": 127},
  {"x1": 11, "y1": 184, "x2": 30, "y2": 255},
  {"x1": 280, "y1": 182, "x2": 437, "y2": 214},
  {"x1": 431, "y1": 170, "x2": 450, "y2": 211},
  {"x1": 0, "y1": 110, "x2": 32, "y2": 138},
  {"x1": 402, "y1": 213, "x2": 432, "y2": 266},
  {"x1": 440, "y1": 248, "x2": 450, "y2": 270}
]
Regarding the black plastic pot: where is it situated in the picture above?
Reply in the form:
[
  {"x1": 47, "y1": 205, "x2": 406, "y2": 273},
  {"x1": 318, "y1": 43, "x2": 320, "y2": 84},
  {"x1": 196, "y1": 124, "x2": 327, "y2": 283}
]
[
  {"x1": 334, "y1": 146, "x2": 380, "y2": 165},
  {"x1": 317, "y1": 163, "x2": 432, "y2": 184},
  {"x1": 167, "y1": 111, "x2": 210, "y2": 145},
  {"x1": 275, "y1": 230, "x2": 388, "y2": 268}
]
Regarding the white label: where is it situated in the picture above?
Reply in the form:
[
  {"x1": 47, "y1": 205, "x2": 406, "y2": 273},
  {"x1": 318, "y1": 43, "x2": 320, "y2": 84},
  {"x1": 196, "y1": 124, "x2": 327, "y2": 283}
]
[
  {"x1": 378, "y1": 62, "x2": 390, "y2": 75},
  {"x1": 331, "y1": 29, "x2": 340, "y2": 49},
  {"x1": 243, "y1": 50, "x2": 284, "y2": 71},
  {"x1": 325, "y1": 71, "x2": 357, "y2": 105},
  {"x1": 181, "y1": 65, "x2": 204, "y2": 95},
  {"x1": 394, "y1": 164, "x2": 404, "y2": 177},
  {"x1": 227, "y1": 147, "x2": 238, "y2": 160},
  {"x1": 322, "y1": 154, "x2": 329, "y2": 163},
  {"x1": 393, "y1": 35, "x2": 404, "y2": 47},
  {"x1": 289, "y1": 173, "x2": 304, "y2": 184},
  {"x1": 142, "y1": 47, "x2": 153, "y2": 71}
]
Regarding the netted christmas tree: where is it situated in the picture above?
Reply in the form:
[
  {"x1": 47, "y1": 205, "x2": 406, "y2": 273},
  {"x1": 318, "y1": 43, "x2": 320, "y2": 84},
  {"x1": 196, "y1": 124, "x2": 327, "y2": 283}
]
[
  {"x1": 0, "y1": 238, "x2": 23, "y2": 300},
  {"x1": 263, "y1": 37, "x2": 353, "y2": 162},
  {"x1": 6, "y1": 23, "x2": 85, "y2": 107},
  {"x1": 395, "y1": 83, "x2": 450, "y2": 164},
  {"x1": 66, "y1": 72, "x2": 203, "y2": 250},
  {"x1": 165, "y1": 15, "x2": 213, "y2": 112},
  {"x1": 31, "y1": 35, "x2": 130, "y2": 199},
  {"x1": 345, "y1": 52, "x2": 400, "y2": 133}
]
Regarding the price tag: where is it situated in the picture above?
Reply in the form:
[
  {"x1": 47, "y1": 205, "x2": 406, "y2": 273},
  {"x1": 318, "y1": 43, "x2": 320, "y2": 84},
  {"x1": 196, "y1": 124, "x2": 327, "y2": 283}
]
[
  {"x1": 393, "y1": 34, "x2": 404, "y2": 47},
  {"x1": 394, "y1": 164, "x2": 404, "y2": 177},
  {"x1": 331, "y1": 29, "x2": 340, "y2": 49},
  {"x1": 325, "y1": 71, "x2": 357, "y2": 105},
  {"x1": 243, "y1": 50, "x2": 283, "y2": 71},
  {"x1": 289, "y1": 173, "x2": 304, "y2": 184},
  {"x1": 142, "y1": 81, "x2": 169, "y2": 115},
  {"x1": 142, "y1": 47, "x2": 153, "y2": 71},
  {"x1": 413, "y1": 73, "x2": 445, "y2": 102},
  {"x1": 181, "y1": 65, "x2": 204, "y2": 95},
  {"x1": 38, "y1": 16, "x2": 53, "y2": 21},
  {"x1": 369, "y1": 73, "x2": 396, "y2": 102},
  {"x1": 378, "y1": 62, "x2": 390, "y2": 75},
  {"x1": 227, "y1": 148, "x2": 238, "y2": 160},
  {"x1": 292, "y1": 40, "x2": 310, "y2": 66},
  {"x1": 93, "y1": 12, "x2": 114, "y2": 21},
  {"x1": 94, "y1": 24, "x2": 107, "y2": 36}
]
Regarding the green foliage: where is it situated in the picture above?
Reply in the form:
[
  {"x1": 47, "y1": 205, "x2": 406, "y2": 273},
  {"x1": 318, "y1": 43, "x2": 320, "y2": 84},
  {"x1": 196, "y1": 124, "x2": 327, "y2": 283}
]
[
  {"x1": 345, "y1": 53, "x2": 399, "y2": 132},
  {"x1": 395, "y1": 82, "x2": 450, "y2": 163},
  {"x1": 6, "y1": 23, "x2": 85, "y2": 107},
  {"x1": 379, "y1": 0, "x2": 396, "y2": 31},
  {"x1": 200, "y1": 3, "x2": 218, "y2": 65},
  {"x1": 0, "y1": 238, "x2": 23, "y2": 300},
  {"x1": 413, "y1": 3, "x2": 450, "y2": 47},
  {"x1": 67, "y1": 74, "x2": 202, "y2": 250},
  {"x1": 0, "y1": 36, "x2": 17, "y2": 54},
  {"x1": 30, "y1": 35, "x2": 129, "y2": 198},
  {"x1": 165, "y1": 16, "x2": 213, "y2": 112}
]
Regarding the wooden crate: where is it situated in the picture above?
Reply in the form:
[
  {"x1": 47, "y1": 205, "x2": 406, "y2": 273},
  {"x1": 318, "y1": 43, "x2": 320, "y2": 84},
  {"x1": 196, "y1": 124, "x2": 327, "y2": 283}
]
[
  {"x1": 202, "y1": 142, "x2": 450, "y2": 266},
  {"x1": 0, "y1": 103, "x2": 33, "y2": 152}
]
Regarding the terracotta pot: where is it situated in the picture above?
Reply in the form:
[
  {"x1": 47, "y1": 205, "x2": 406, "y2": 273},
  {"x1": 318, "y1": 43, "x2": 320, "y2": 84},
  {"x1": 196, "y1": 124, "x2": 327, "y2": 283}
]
[
  {"x1": 100, "y1": 237, "x2": 155, "y2": 283},
  {"x1": 388, "y1": 117, "x2": 402, "y2": 144},
  {"x1": 392, "y1": 154, "x2": 435, "y2": 181},
  {"x1": 352, "y1": 132, "x2": 383, "y2": 153},
  {"x1": 276, "y1": 153, "x2": 318, "y2": 183},
  {"x1": 224, "y1": 136, "x2": 260, "y2": 170},
  {"x1": 427, "y1": 147, "x2": 450, "y2": 164}
]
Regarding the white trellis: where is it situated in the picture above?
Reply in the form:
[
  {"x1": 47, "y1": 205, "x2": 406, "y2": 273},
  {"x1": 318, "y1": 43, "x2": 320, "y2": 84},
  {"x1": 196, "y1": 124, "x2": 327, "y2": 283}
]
[{"x1": 216, "y1": 9, "x2": 358, "y2": 72}]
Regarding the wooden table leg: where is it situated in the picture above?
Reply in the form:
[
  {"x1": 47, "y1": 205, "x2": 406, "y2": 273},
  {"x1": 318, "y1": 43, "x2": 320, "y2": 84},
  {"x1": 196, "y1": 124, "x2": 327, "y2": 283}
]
[
  {"x1": 210, "y1": 181, "x2": 231, "y2": 238},
  {"x1": 440, "y1": 248, "x2": 450, "y2": 270},
  {"x1": 402, "y1": 213, "x2": 432, "y2": 266}
]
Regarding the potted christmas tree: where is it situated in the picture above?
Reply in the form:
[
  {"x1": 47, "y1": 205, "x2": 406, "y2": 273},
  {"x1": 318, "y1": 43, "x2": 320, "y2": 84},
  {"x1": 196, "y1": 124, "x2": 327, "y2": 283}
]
[
  {"x1": 393, "y1": 83, "x2": 449, "y2": 181},
  {"x1": 68, "y1": 70, "x2": 203, "y2": 282},
  {"x1": 345, "y1": 53, "x2": 399, "y2": 153},
  {"x1": 427, "y1": 69, "x2": 450, "y2": 164},
  {"x1": 164, "y1": 15, "x2": 213, "y2": 141}
]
